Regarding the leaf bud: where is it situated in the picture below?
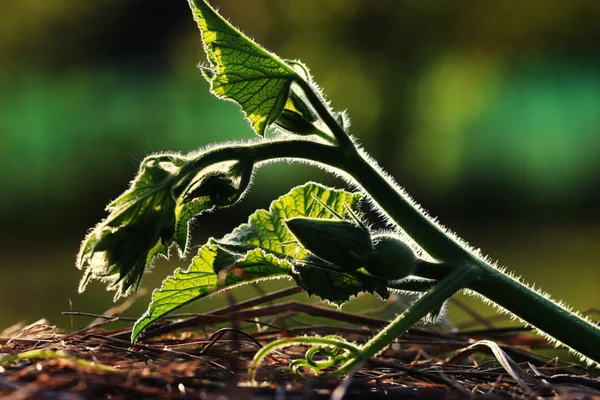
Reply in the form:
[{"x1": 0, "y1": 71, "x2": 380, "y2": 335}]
[
  {"x1": 285, "y1": 217, "x2": 373, "y2": 271},
  {"x1": 275, "y1": 109, "x2": 318, "y2": 135},
  {"x1": 274, "y1": 90, "x2": 318, "y2": 135}
]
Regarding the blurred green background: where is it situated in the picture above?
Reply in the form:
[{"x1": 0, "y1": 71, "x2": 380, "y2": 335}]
[{"x1": 0, "y1": 0, "x2": 599, "y2": 333}]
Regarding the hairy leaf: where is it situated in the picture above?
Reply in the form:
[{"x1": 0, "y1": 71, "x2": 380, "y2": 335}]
[
  {"x1": 132, "y1": 246, "x2": 292, "y2": 341},
  {"x1": 132, "y1": 245, "x2": 220, "y2": 341},
  {"x1": 188, "y1": 0, "x2": 298, "y2": 136},
  {"x1": 223, "y1": 182, "x2": 362, "y2": 257},
  {"x1": 223, "y1": 182, "x2": 388, "y2": 304},
  {"x1": 132, "y1": 183, "x2": 388, "y2": 341},
  {"x1": 220, "y1": 248, "x2": 293, "y2": 286},
  {"x1": 77, "y1": 155, "x2": 252, "y2": 300},
  {"x1": 293, "y1": 256, "x2": 389, "y2": 306},
  {"x1": 77, "y1": 154, "x2": 186, "y2": 300}
]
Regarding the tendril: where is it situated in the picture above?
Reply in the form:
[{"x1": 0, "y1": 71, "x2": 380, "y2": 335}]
[{"x1": 248, "y1": 336, "x2": 362, "y2": 381}]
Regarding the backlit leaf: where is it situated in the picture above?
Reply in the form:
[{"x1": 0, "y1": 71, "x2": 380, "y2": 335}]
[
  {"x1": 293, "y1": 257, "x2": 389, "y2": 306},
  {"x1": 223, "y1": 182, "x2": 388, "y2": 304},
  {"x1": 132, "y1": 183, "x2": 389, "y2": 341},
  {"x1": 132, "y1": 245, "x2": 221, "y2": 341},
  {"x1": 132, "y1": 245, "x2": 292, "y2": 341},
  {"x1": 77, "y1": 155, "x2": 252, "y2": 300},
  {"x1": 223, "y1": 182, "x2": 362, "y2": 257},
  {"x1": 77, "y1": 154, "x2": 187, "y2": 300},
  {"x1": 188, "y1": 0, "x2": 298, "y2": 136}
]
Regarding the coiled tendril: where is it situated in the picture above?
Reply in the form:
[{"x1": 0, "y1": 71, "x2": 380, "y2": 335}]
[{"x1": 248, "y1": 335, "x2": 362, "y2": 381}]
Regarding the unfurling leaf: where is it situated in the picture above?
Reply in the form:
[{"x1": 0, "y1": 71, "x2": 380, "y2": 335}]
[
  {"x1": 77, "y1": 153, "x2": 254, "y2": 300},
  {"x1": 274, "y1": 109, "x2": 318, "y2": 135},
  {"x1": 188, "y1": 0, "x2": 299, "y2": 136},
  {"x1": 174, "y1": 159, "x2": 254, "y2": 252}
]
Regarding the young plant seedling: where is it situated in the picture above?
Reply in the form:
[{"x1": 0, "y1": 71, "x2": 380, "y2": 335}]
[{"x1": 76, "y1": 0, "x2": 600, "y2": 381}]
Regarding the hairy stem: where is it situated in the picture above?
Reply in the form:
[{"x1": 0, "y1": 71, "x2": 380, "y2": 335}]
[
  {"x1": 333, "y1": 264, "x2": 480, "y2": 376},
  {"x1": 294, "y1": 75, "x2": 600, "y2": 366},
  {"x1": 414, "y1": 261, "x2": 600, "y2": 365},
  {"x1": 295, "y1": 78, "x2": 355, "y2": 150},
  {"x1": 173, "y1": 139, "x2": 344, "y2": 196},
  {"x1": 342, "y1": 152, "x2": 470, "y2": 263},
  {"x1": 472, "y1": 269, "x2": 600, "y2": 364}
]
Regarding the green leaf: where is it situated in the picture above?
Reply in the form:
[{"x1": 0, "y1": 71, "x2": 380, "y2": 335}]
[
  {"x1": 77, "y1": 154, "x2": 186, "y2": 300},
  {"x1": 172, "y1": 197, "x2": 212, "y2": 254},
  {"x1": 188, "y1": 0, "x2": 298, "y2": 136},
  {"x1": 223, "y1": 182, "x2": 362, "y2": 257},
  {"x1": 293, "y1": 259, "x2": 389, "y2": 306},
  {"x1": 77, "y1": 154, "x2": 252, "y2": 300},
  {"x1": 220, "y1": 248, "x2": 293, "y2": 286},
  {"x1": 132, "y1": 245, "x2": 221, "y2": 341},
  {"x1": 223, "y1": 182, "x2": 388, "y2": 304},
  {"x1": 132, "y1": 245, "x2": 292, "y2": 342},
  {"x1": 132, "y1": 183, "x2": 389, "y2": 341}
]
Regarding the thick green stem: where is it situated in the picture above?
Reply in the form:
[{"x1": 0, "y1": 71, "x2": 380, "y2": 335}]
[
  {"x1": 471, "y1": 269, "x2": 600, "y2": 365},
  {"x1": 173, "y1": 139, "x2": 344, "y2": 196},
  {"x1": 414, "y1": 261, "x2": 600, "y2": 365},
  {"x1": 334, "y1": 264, "x2": 480, "y2": 376}
]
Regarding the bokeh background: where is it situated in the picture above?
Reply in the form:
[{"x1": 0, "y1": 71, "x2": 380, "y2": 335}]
[{"x1": 1, "y1": 0, "x2": 599, "y2": 338}]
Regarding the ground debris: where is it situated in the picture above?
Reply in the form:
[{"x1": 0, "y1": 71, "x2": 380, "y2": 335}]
[{"x1": 0, "y1": 290, "x2": 598, "y2": 399}]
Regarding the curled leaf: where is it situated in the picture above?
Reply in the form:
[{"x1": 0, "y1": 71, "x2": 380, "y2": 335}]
[
  {"x1": 77, "y1": 154, "x2": 184, "y2": 300},
  {"x1": 77, "y1": 154, "x2": 254, "y2": 300},
  {"x1": 174, "y1": 160, "x2": 254, "y2": 252}
]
